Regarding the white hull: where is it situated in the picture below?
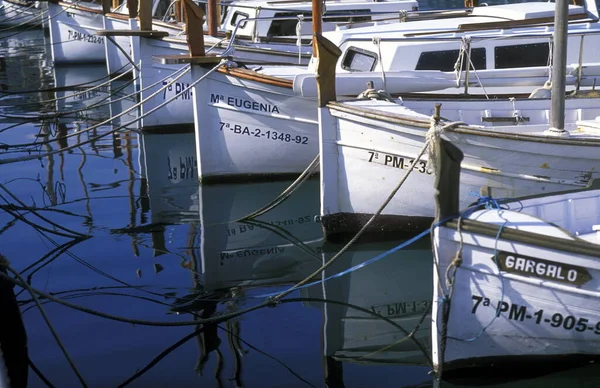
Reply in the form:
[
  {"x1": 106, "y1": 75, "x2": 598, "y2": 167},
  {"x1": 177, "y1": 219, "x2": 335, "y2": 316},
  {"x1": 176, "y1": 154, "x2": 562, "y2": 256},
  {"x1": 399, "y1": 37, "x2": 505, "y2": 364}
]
[
  {"x1": 433, "y1": 187, "x2": 600, "y2": 373},
  {"x1": 191, "y1": 66, "x2": 317, "y2": 180},
  {"x1": 48, "y1": 2, "x2": 107, "y2": 64},
  {"x1": 103, "y1": 16, "x2": 137, "y2": 76},
  {"x1": 319, "y1": 98, "x2": 600, "y2": 237},
  {"x1": 136, "y1": 36, "x2": 192, "y2": 130},
  {"x1": 0, "y1": 0, "x2": 44, "y2": 27},
  {"x1": 137, "y1": 35, "x2": 312, "y2": 131}
]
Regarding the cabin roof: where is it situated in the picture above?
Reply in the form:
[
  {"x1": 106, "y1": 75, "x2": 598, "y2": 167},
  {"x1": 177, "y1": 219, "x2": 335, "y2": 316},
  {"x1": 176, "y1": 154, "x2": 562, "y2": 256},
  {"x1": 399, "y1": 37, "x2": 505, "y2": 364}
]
[
  {"x1": 470, "y1": 2, "x2": 585, "y2": 20},
  {"x1": 324, "y1": 2, "x2": 591, "y2": 42},
  {"x1": 227, "y1": 0, "x2": 417, "y2": 11}
]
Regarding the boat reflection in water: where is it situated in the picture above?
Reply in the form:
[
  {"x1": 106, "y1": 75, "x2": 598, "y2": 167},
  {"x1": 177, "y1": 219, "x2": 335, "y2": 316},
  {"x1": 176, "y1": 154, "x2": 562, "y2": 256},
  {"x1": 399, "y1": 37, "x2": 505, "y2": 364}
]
[
  {"x1": 140, "y1": 129, "x2": 325, "y2": 285},
  {"x1": 52, "y1": 64, "x2": 138, "y2": 127},
  {"x1": 302, "y1": 238, "x2": 434, "y2": 386}
]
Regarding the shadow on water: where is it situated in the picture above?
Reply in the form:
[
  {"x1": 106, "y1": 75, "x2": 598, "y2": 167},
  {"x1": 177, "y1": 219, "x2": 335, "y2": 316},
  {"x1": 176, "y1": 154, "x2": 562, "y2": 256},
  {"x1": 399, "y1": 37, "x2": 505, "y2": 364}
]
[{"x1": 2, "y1": 3, "x2": 600, "y2": 386}]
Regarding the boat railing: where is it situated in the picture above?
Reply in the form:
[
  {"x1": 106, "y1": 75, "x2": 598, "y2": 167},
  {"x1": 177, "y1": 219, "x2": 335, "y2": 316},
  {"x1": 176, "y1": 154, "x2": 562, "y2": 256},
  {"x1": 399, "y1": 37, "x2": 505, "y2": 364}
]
[{"x1": 222, "y1": 8, "x2": 429, "y2": 48}]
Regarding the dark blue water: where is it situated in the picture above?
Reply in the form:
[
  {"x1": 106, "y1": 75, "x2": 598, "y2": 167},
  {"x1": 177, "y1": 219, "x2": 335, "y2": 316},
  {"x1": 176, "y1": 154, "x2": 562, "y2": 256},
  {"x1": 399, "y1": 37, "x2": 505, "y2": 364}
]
[{"x1": 3, "y1": 2, "x2": 600, "y2": 387}]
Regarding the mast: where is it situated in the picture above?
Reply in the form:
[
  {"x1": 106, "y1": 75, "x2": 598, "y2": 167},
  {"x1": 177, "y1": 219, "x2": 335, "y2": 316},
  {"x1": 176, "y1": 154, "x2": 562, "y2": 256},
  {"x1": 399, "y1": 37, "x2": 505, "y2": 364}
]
[
  {"x1": 207, "y1": 0, "x2": 218, "y2": 37},
  {"x1": 312, "y1": 0, "x2": 323, "y2": 51},
  {"x1": 548, "y1": 0, "x2": 568, "y2": 136}
]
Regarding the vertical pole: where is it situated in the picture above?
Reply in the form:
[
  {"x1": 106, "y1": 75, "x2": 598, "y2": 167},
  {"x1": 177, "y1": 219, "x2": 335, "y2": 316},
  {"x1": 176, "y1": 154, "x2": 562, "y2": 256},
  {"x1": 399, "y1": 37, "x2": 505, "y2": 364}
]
[
  {"x1": 102, "y1": 0, "x2": 112, "y2": 14},
  {"x1": 207, "y1": 0, "x2": 218, "y2": 37},
  {"x1": 312, "y1": 0, "x2": 323, "y2": 52},
  {"x1": 138, "y1": 0, "x2": 152, "y2": 31},
  {"x1": 549, "y1": 0, "x2": 568, "y2": 133}
]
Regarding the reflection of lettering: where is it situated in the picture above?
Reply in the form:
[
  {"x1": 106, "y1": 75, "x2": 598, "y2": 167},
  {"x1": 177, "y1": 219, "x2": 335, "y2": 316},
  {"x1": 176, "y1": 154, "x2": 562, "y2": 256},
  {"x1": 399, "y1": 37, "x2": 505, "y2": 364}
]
[
  {"x1": 367, "y1": 151, "x2": 431, "y2": 175},
  {"x1": 471, "y1": 294, "x2": 600, "y2": 334},
  {"x1": 167, "y1": 156, "x2": 196, "y2": 181},
  {"x1": 220, "y1": 247, "x2": 285, "y2": 260},
  {"x1": 162, "y1": 81, "x2": 193, "y2": 100},
  {"x1": 67, "y1": 29, "x2": 104, "y2": 44},
  {"x1": 371, "y1": 300, "x2": 429, "y2": 317},
  {"x1": 209, "y1": 93, "x2": 280, "y2": 114},
  {"x1": 219, "y1": 121, "x2": 308, "y2": 145}
]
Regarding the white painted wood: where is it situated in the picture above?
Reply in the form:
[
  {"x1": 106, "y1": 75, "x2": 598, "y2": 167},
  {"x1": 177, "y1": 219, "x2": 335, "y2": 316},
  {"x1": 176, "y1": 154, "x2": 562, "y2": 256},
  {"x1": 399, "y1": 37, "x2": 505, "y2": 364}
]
[
  {"x1": 432, "y1": 188, "x2": 600, "y2": 371},
  {"x1": 47, "y1": 2, "x2": 107, "y2": 64},
  {"x1": 319, "y1": 98, "x2": 600, "y2": 228}
]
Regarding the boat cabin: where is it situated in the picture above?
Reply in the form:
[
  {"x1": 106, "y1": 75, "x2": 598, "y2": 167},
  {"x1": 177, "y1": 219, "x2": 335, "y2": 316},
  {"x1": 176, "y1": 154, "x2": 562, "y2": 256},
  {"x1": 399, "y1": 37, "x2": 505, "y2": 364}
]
[
  {"x1": 315, "y1": 2, "x2": 600, "y2": 74},
  {"x1": 219, "y1": 0, "x2": 419, "y2": 42}
]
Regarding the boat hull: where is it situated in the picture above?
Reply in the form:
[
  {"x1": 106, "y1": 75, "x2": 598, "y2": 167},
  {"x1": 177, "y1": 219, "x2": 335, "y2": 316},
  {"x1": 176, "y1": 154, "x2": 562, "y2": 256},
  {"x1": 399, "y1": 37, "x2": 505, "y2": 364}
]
[
  {"x1": 191, "y1": 66, "x2": 318, "y2": 181},
  {"x1": 432, "y1": 213, "x2": 600, "y2": 373},
  {"x1": 319, "y1": 98, "x2": 600, "y2": 239},
  {"x1": 48, "y1": 2, "x2": 106, "y2": 64}
]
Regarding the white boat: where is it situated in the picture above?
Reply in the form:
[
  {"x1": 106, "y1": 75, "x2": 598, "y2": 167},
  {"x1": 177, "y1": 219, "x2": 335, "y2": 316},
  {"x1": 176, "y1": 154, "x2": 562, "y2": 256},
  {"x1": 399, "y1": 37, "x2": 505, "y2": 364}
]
[
  {"x1": 301, "y1": 238, "x2": 433, "y2": 369},
  {"x1": 134, "y1": 0, "x2": 419, "y2": 131},
  {"x1": 430, "y1": 137, "x2": 600, "y2": 376},
  {"x1": 187, "y1": 0, "x2": 600, "y2": 182},
  {"x1": 0, "y1": 0, "x2": 45, "y2": 28},
  {"x1": 47, "y1": 0, "x2": 180, "y2": 65}
]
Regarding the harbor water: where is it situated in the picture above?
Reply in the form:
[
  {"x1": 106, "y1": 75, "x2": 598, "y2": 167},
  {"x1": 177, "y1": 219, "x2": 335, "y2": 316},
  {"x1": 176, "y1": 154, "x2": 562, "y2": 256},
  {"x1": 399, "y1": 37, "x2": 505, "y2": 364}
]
[{"x1": 3, "y1": 1, "x2": 600, "y2": 386}]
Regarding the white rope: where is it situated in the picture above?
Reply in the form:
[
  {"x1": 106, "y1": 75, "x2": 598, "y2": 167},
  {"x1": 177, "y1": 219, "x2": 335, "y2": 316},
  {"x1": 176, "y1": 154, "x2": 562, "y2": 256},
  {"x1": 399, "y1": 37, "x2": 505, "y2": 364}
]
[{"x1": 295, "y1": 14, "x2": 304, "y2": 65}]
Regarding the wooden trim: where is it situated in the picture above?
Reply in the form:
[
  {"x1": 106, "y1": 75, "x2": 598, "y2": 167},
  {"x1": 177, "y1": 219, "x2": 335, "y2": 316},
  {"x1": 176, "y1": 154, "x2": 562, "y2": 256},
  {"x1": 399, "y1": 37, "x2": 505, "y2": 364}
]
[
  {"x1": 405, "y1": 14, "x2": 591, "y2": 37},
  {"x1": 56, "y1": 1, "x2": 104, "y2": 15},
  {"x1": 105, "y1": 12, "x2": 129, "y2": 21},
  {"x1": 444, "y1": 218, "x2": 600, "y2": 259},
  {"x1": 217, "y1": 67, "x2": 293, "y2": 89},
  {"x1": 326, "y1": 101, "x2": 600, "y2": 146},
  {"x1": 96, "y1": 30, "x2": 169, "y2": 37},
  {"x1": 458, "y1": 12, "x2": 589, "y2": 31}
]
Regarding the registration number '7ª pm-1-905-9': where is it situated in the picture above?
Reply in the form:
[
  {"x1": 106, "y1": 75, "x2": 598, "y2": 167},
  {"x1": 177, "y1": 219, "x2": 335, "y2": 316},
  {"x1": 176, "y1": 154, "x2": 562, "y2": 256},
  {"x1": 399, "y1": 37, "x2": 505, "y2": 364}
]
[{"x1": 471, "y1": 294, "x2": 600, "y2": 335}]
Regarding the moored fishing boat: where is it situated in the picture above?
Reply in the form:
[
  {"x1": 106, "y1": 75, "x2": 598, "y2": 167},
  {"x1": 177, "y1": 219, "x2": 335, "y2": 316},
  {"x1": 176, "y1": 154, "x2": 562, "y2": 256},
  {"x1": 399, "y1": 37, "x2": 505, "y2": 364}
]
[
  {"x1": 430, "y1": 136, "x2": 600, "y2": 376},
  {"x1": 47, "y1": 0, "x2": 180, "y2": 65},
  {"x1": 186, "y1": 0, "x2": 600, "y2": 182},
  {"x1": 134, "y1": 0, "x2": 419, "y2": 131}
]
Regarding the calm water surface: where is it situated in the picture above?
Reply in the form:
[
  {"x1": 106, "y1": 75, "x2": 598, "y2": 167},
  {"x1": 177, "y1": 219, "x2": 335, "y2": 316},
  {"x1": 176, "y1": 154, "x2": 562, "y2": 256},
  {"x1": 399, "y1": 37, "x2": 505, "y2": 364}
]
[{"x1": 2, "y1": 2, "x2": 600, "y2": 387}]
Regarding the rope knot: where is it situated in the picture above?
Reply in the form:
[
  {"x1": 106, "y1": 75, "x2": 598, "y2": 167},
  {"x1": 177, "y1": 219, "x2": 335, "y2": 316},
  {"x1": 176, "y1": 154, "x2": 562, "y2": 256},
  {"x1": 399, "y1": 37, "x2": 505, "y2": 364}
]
[{"x1": 265, "y1": 296, "x2": 281, "y2": 307}]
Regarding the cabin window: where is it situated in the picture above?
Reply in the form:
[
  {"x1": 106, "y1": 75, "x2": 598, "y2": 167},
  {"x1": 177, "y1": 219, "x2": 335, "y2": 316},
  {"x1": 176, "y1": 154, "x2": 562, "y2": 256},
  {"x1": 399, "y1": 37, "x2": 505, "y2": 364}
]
[
  {"x1": 267, "y1": 12, "x2": 307, "y2": 37},
  {"x1": 230, "y1": 11, "x2": 249, "y2": 29},
  {"x1": 415, "y1": 48, "x2": 486, "y2": 72},
  {"x1": 322, "y1": 9, "x2": 372, "y2": 23},
  {"x1": 494, "y1": 43, "x2": 550, "y2": 69},
  {"x1": 341, "y1": 47, "x2": 378, "y2": 72}
]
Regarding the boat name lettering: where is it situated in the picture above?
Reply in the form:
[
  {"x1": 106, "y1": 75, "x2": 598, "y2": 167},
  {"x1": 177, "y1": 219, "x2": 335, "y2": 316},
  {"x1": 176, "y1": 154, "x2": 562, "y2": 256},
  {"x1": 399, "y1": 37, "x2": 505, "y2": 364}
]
[
  {"x1": 167, "y1": 155, "x2": 197, "y2": 181},
  {"x1": 367, "y1": 151, "x2": 431, "y2": 175},
  {"x1": 67, "y1": 29, "x2": 104, "y2": 44},
  {"x1": 209, "y1": 93, "x2": 280, "y2": 114},
  {"x1": 471, "y1": 294, "x2": 600, "y2": 334},
  {"x1": 494, "y1": 251, "x2": 591, "y2": 286},
  {"x1": 220, "y1": 247, "x2": 285, "y2": 260},
  {"x1": 219, "y1": 121, "x2": 308, "y2": 145},
  {"x1": 372, "y1": 300, "x2": 429, "y2": 317},
  {"x1": 162, "y1": 81, "x2": 193, "y2": 100}
]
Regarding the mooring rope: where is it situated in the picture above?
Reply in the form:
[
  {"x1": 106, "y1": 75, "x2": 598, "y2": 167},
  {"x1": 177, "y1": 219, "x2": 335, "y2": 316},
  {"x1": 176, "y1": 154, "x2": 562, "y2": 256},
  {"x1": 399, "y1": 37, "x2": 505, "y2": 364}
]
[
  {"x1": 270, "y1": 116, "x2": 465, "y2": 302},
  {"x1": 0, "y1": 254, "x2": 88, "y2": 387},
  {"x1": 0, "y1": 63, "x2": 193, "y2": 155}
]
